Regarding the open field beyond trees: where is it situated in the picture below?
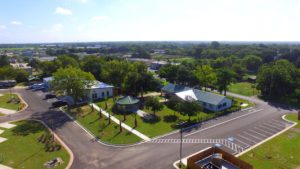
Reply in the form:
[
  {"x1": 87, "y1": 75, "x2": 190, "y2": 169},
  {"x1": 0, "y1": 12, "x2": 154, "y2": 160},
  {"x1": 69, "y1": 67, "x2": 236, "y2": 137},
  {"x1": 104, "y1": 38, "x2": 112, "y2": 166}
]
[
  {"x1": 240, "y1": 114, "x2": 300, "y2": 169},
  {"x1": 0, "y1": 121, "x2": 70, "y2": 169},
  {"x1": 228, "y1": 82, "x2": 259, "y2": 96}
]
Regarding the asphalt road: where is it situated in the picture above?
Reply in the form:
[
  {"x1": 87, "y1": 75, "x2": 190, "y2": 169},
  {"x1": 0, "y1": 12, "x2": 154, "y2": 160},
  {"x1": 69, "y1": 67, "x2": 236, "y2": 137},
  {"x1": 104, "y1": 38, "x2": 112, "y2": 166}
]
[{"x1": 0, "y1": 88, "x2": 296, "y2": 169}]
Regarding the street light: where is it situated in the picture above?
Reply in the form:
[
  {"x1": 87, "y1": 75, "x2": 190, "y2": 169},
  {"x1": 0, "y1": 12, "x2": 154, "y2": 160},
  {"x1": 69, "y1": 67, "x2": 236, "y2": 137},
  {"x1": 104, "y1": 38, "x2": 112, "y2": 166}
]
[{"x1": 177, "y1": 121, "x2": 187, "y2": 168}]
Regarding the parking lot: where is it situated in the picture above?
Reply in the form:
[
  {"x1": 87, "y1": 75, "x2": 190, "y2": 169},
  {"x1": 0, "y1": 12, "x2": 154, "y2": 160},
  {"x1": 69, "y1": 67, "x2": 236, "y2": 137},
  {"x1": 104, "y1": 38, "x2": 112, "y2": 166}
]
[{"x1": 222, "y1": 118, "x2": 294, "y2": 154}]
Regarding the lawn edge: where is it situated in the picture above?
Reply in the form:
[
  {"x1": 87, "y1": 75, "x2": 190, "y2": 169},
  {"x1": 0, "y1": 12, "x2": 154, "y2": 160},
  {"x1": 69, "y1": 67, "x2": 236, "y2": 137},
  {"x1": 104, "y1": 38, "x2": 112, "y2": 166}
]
[
  {"x1": 60, "y1": 107, "x2": 147, "y2": 148},
  {"x1": 236, "y1": 114, "x2": 297, "y2": 157}
]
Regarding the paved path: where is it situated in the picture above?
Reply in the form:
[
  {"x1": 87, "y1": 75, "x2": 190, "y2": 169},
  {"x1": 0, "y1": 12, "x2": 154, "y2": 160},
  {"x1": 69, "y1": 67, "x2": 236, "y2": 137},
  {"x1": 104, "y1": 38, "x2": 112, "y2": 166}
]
[
  {"x1": 0, "y1": 88, "x2": 296, "y2": 169},
  {"x1": 91, "y1": 103, "x2": 151, "y2": 141},
  {"x1": 0, "y1": 108, "x2": 16, "y2": 115}
]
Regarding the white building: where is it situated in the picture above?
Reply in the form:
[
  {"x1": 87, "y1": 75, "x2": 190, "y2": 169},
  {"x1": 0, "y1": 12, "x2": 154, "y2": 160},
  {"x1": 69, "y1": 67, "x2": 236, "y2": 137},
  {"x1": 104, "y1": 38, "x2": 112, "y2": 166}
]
[{"x1": 86, "y1": 81, "x2": 114, "y2": 101}]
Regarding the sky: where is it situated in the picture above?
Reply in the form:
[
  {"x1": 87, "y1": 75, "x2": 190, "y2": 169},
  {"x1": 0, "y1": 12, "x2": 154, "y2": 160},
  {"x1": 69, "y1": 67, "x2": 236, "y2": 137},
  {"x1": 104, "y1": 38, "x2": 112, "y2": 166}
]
[{"x1": 0, "y1": 0, "x2": 300, "y2": 43}]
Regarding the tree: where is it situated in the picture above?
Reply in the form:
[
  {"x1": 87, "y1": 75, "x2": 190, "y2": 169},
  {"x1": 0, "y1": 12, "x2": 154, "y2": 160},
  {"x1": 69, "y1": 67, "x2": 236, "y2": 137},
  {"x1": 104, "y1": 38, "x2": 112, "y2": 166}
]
[
  {"x1": 51, "y1": 67, "x2": 95, "y2": 105},
  {"x1": 57, "y1": 55, "x2": 79, "y2": 68},
  {"x1": 176, "y1": 100, "x2": 202, "y2": 122},
  {"x1": 243, "y1": 55, "x2": 262, "y2": 72},
  {"x1": 216, "y1": 68, "x2": 236, "y2": 96},
  {"x1": 81, "y1": 56, "x2": 103, "y2": 80},
  {"x1": 257, "y1": 59, "x2": 298, "y2": 97},
  {"x1": 193, "y1": 65, "x2": 216, "y2": 91},
  {"x1": 14, "y1": 69, "x2": 29, "y2": 83},
  {"x1": 144, "y1": 97, "x2": 163, "y2": 116},
  {"x1": 0, "y1": 55, "x2": 10, "y2": 67}
]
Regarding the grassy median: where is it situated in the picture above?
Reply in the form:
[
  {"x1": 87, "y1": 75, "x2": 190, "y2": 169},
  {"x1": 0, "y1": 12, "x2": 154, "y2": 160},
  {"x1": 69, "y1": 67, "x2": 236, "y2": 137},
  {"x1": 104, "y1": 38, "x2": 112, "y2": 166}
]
[
  {"x1": 0, "y1": 121, "x2": 70, "y2": 169},
  {"x1": 239, "y1": 114, "x2": 300, "y2": 169},
  {"x1": 68, "y1": 105, "x2": 142, "y2": 144}
]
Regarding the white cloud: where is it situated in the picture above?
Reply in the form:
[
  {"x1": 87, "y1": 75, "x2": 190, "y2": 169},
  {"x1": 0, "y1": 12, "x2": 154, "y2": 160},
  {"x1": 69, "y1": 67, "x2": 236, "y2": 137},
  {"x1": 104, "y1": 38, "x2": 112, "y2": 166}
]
[
  {"x1": 43, "y1": 24, "x2": 64, "y2": 32},
  {"x1": 11, "y1": 21, "x2": 22, "y2": 25},
  {"x1": 78, "y1": 0, "x2": 88, "y2": 3},
  {"x1": 0, "y1": 25, "x2": 6, "y2": 29},
  {"x1": 90, "y1": 16, "x2": 109, "y2": 22},
  {"x1": 55, "y1": 7, "x2": 72, "y2": 16}
]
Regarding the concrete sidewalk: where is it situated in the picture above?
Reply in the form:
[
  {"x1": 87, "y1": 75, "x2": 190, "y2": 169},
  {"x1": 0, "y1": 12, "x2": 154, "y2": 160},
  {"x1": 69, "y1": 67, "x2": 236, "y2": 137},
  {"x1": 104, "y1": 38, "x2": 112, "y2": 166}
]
[
  {"x1": 91, "y1": 103, "x2": 151, "y2": 141},
  {"x1": 0, "y1": 108, "x2": 16, "y2": 115}
]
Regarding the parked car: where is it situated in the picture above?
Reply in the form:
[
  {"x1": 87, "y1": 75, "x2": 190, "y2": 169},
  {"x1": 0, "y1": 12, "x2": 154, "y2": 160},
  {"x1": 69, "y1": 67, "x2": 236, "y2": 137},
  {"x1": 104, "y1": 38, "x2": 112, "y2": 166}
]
[
  {"x1": 52, "y1": 100, "x2": 68, "y2": 107},
  {"x1": 29, "y1": 83, "x2": 44, "y2": 90},
  {"x1": 45, "y1": 93, "x2": 56, "y2": 99}
]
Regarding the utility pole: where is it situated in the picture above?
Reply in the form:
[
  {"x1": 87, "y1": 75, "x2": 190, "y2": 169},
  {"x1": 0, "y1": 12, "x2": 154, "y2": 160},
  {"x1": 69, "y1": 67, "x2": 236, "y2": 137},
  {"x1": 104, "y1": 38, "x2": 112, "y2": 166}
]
[{"x1": 179, "y1": 127, "x2": 183, "y2": 168}]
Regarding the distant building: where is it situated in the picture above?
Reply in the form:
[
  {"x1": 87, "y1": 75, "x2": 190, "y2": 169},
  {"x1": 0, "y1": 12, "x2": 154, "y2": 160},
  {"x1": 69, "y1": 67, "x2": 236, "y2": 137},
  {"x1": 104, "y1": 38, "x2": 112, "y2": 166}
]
[
  {"x1": 10, "y1": 63, "x2": 32, "y2": 75},
  {"x1": 161, "y1": 83, "x2": 232, "y2": 112},
  {"x1": 187, "y1": 147, "x2": 253, "y2": 169},
  {"x1": 149, "y1": 61, "x2": 168, "y2": 70}
]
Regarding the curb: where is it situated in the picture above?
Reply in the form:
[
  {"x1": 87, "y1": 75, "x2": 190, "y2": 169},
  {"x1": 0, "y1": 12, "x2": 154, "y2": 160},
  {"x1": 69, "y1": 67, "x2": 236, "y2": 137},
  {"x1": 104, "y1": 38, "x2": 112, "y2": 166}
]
[
  {"x1": 31, "y1": 119, "x2": 74, "y2": 169},
  {"x1": 236, "y1": 114, "x2": 297, "y2": 157},
  {"x1": 59, "y1": 107, "x2": 148, "y2": 148},
  {"x1": 15, "y1": 93, "x2": 28, "y2": 112}
]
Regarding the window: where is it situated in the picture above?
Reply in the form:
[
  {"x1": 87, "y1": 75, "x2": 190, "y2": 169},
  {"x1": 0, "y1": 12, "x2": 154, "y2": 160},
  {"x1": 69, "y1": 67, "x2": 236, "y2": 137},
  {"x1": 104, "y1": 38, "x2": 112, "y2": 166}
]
[
  {"x1": 102, "y1": 92, "x2": 104, "y2": 98},
  {"x1": 218, "y1": 104, "x2": 222, "y2": 109},
  {"x1": 92, "y1": 93, "x2": 97, "y2": 99},
  {"x1": 107, "y1": 91, "x2": 110, "y2": 97},
  {"x1": 223, "y1": 102, "x2": 227, "y2": 107}
]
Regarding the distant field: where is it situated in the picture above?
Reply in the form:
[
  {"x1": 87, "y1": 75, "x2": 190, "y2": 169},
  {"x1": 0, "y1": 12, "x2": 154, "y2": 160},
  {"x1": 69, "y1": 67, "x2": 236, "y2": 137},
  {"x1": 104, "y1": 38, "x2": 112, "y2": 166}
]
[
  {"x1": 228, "y1": 82, "x2": 259, "y2": 96},
  {"x1": 240, "y1": 114, "x2": 300, "y2": 169}
]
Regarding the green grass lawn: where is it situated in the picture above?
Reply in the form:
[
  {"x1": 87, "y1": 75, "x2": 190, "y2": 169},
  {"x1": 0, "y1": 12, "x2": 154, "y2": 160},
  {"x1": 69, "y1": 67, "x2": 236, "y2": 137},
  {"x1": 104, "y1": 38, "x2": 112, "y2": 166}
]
[
  {"x1": 0, "y1": 93, "x2": 23, "y2": 110},
  {"x1": 96, "y1": 97, "x2": 215, "y2": 138},
  {"x1": 239, "y1": 114, "x2": 300, "y2": 169},
  {"x1": 0, "y1": 121, "x2": 70, "y2": 169},
  {"x1": 228, "y1": 82, "x2": 259, "y2": 96},
  {"x1": 68, "y1": 105, "x2": 142, "y2": 144}
]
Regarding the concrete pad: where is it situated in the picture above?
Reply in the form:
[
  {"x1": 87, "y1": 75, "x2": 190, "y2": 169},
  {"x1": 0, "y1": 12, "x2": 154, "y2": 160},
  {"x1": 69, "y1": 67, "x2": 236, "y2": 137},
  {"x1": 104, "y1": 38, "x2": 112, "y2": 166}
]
[
  {"x1": 241, "y1": 103, "x2": 249, "y2": 107},
  {"x1": 0, "y1": 108, "x2": 17, "y2": 115},
  {"x1": 0, "y1": 164, "x2": 13, "y2": 169},
  {"x1": 0, "y1": 137, "x2": 7, "y2": 143},
  {"x1": 0, "y1": 122, "x2": 16, "y2": 129},
  {"x1": 0, "y1": 130, "x2": 4, "y2": 134}
]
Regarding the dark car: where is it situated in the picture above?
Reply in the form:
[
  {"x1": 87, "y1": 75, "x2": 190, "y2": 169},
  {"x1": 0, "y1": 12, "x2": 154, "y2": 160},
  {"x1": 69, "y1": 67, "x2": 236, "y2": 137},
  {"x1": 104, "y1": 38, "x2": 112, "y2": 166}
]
[
  {"x1": 45, "y1": 94, "x2": 56, "y2": 99},
  {"x1": 52, "y1": 100, "x2": 68, "y2": 107}
]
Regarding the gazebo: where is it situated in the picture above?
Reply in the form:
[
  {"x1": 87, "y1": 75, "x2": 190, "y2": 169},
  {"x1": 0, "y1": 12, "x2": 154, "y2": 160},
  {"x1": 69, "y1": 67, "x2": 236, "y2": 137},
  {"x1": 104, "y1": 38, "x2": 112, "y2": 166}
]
[{"x1": 116, "y1": 96, "x2": 140, "y2": 113}]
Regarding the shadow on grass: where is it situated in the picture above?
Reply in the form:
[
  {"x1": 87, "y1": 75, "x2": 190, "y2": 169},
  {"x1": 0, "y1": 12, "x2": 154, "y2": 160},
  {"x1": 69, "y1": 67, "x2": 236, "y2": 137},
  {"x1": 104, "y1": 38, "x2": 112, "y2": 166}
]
[
  {"x1": 141, "y1": 115, "x2": 161, "y2": 124},
  {"x1": 163, "y1": 115, "x2": 178, "y2": 123},
  {"x1": 12, "y1": 122, "x2": 45, "y2": 136}
]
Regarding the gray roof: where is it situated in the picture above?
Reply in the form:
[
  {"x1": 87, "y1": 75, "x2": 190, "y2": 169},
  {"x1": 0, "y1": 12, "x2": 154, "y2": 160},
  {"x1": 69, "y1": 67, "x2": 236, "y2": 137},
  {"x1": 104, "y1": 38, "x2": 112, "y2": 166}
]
[
  {"x1": 161, "y1": 83, "x2": 191, "y2": 94},
  {"x1": 116, "y1": 96, "x2": 140, "y2": 105},
  {"x1": 193, "y1": 89, "x2": 227, "y2": 105}
]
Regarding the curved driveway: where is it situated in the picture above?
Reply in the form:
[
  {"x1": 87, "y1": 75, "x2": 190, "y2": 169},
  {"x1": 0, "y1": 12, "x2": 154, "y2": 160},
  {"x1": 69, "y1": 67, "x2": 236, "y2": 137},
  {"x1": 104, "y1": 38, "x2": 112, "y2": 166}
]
[{"x1": 0, "y1": 88, "x2": 295, "y2": 169}]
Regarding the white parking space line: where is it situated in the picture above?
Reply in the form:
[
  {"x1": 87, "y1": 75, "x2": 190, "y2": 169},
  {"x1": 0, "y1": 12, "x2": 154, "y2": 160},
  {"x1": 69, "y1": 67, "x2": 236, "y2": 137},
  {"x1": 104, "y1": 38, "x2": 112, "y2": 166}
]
[
  {"x1": 271, "y1": 119, "x2": 290, "y2": 126},
  {"x1": 233, "y1": 138, "x2": 250, "y2": 148},
  {"x1": 242, "y1": 131, "x2": 263, "y2": 141},
  {"x1": 237, "y1": 134, "x2": 257, "y2": 144},
  {"x1": 254, "y1": 127, "x2": 273, "y2": 135},
  {"x1": 262, "y1": 123, "x2": 283, "y2": 130},
  {"x1": 184, "y1": 109, "x2": 264, "y2": 137},
  {"x1": 266, "y1": 122, "x2": 286, "y2": 129},
  {"x1": 248, "y1": 129, "x2": 268, "y2": 138},
  {"x1": 258, "y1": 125, "x2": 278, "y2": 133}
]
